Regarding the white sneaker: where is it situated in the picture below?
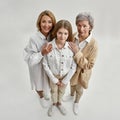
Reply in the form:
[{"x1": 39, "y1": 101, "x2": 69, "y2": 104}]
[
  {"x1": 62, "y1": 95, "x2": 74, "y2": 102},
  {"x1": 44, "y1": 94, "x2": 50, "y2": 100},
  {"x1": 57, "y1": 105, "x2": 67, "y2": 115},
  {"x1": 73, "y1": 103, "x2": 79, "y2": 115},
  {"x1": 39, "y1": 97, "x2": 48, "y2": 108},
  {"x1": 48, "y1": 105, "x2": 56, "y2": 116}
]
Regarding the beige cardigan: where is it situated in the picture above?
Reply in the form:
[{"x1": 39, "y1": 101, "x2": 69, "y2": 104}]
[{"x1": 70, "y1": 38, "x2": 98, "y2": 89}]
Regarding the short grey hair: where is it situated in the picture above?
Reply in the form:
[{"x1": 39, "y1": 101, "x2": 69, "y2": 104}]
[{"x1": 76, "y1": 12, "x2": 94, "y2": 30}]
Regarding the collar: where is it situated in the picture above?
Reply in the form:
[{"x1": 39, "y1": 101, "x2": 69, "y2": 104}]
[
  {"x1": 51, "y1": 39, "x2": 68, "y2": 49},
  {"x1": 75, "y1": 32, "x2": 92, "y2": 43},
  {"x1": 36, "y1": 31, "x2": 50, "y2": 40}
]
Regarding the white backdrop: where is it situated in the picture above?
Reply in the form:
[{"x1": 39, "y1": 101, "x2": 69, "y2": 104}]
[{"x1": 0, "y1": 0, "x2": 120, "y2": 120}]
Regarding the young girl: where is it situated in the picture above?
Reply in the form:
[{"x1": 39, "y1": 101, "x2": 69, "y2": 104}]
[
  {"x1": 24, "y1": 10, "x2": 56, "y2": 108},
  {"x1": 42, "y1": 20, "x2": 76, "y2": 116}
]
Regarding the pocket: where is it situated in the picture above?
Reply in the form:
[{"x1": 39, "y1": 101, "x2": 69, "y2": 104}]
[
  {"x1": 47, "y1": 54, "x2": 54, "y2": 66},
  {"x1": 80, "y1": 69, "x2": 91, "y2": 89},
  {"x1": 65, "y1": 55, "x2": 73, "y2": 67}
]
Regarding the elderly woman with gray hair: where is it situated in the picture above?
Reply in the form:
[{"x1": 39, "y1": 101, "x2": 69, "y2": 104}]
[{"x1": 63, "y1": 12, "x2": 98, "y2": 115}]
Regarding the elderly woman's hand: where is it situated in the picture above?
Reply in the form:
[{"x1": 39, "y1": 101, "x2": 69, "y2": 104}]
[{"x1": 68, "y1": 42, "x2": 79, "y2": 54}]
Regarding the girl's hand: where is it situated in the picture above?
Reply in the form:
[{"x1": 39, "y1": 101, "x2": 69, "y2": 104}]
[
  {"x1": 56, "y1": 81, "x2": 61, "y2": 86},
  {"x1": 59, "y1": 82, "x2": 65, "y2": 87}
]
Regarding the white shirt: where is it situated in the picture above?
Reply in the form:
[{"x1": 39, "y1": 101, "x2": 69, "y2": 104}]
[
  {"x1": 74, "y1": 33, "x2": 92, "y2": 51},
  {"x1": 24, "y1": 31, "x2": 50, "y2": 66},
  {"x1": 24, "y1": 31, "x2": 50, "y2": 91},
  {"x1": 43, "y1": 39, "x2": 77, "y2": 85}
]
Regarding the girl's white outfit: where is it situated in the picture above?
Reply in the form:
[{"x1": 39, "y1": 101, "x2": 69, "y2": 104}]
[
  {"x1": 24, "y1": 31, "x2": 50, "y2": 94},
  {"x1": 43, "y1": 39, "x2": 76, "y2": 84},
  {"x1": 42, "y1": 39, "x2": 76, "y2": 103}
]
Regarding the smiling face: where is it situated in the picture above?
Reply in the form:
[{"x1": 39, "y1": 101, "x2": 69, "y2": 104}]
[
  {"x1": 76, "y1": 20, "x2": 91, "y2": 40},
  {"x1": 56, "y1": 27, "x2": 69, "y2": 43},
  {"x1": 40, "y1": 15, "x2": 53, "y2": 37}
]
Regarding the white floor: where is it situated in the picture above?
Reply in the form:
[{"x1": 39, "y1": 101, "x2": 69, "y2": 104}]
[{"x1": 0, "y1": 0, "x2": 120, "y2": 120}]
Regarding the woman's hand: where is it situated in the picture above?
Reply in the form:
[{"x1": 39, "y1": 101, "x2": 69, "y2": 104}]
[
  {"x1": 68, "y1": 42, "x2": 79, "y2": 54},
  {"x1": 41, "y1": 43, "x2": 52, "y2": 55}
]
